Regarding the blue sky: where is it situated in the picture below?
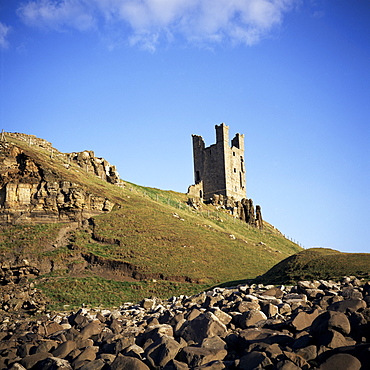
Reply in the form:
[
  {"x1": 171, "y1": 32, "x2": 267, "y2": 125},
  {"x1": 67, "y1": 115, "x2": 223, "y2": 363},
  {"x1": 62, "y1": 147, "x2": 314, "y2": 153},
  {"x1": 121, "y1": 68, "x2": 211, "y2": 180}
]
[{"x1": 1, "y1": 0, "x2": 369, "y2": 253}]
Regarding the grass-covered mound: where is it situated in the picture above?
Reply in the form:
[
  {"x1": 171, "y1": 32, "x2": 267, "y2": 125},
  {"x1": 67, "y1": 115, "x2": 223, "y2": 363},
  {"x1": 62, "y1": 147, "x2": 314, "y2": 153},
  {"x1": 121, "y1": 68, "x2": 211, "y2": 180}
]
[{"x1": 254, "y1": 248, "x2": 370, "y2": 284}]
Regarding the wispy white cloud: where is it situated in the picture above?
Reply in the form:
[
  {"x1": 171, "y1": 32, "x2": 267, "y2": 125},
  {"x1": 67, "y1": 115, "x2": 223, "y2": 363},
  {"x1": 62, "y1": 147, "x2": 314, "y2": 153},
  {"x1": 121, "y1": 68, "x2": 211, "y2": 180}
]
[
  {"x1": 16, "y1": 0, "x2": 298, "y2": 49},
  {"x1": 0, "y1": 22, "x2": 11, "y2": 49},
  {"x1": 17, "y1": 0, "x2": 96, "y2": 32}
]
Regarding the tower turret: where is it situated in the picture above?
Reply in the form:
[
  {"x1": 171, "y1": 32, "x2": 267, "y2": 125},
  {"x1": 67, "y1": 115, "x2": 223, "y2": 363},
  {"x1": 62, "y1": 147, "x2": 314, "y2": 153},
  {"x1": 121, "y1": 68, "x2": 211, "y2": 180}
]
[{"x1": 187, "y1": 123, "x2": 246, "y2": 201}]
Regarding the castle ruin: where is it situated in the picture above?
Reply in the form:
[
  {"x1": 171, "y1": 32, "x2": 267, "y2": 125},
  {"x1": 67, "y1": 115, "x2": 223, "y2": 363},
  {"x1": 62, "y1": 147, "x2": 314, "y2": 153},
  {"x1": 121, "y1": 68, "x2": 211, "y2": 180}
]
[
  {"x1": 188, "y1": 123, "x2": 246, "y2": 201},
  {"x1": 187, "y1": 123, "x2": 263, "y2": 228}
]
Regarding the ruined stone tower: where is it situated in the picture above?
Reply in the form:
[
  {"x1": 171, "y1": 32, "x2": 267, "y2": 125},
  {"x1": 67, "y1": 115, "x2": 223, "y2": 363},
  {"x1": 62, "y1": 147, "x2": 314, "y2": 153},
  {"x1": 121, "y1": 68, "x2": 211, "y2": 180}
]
[{"x1": 188, "y1": 123, "x2": 246, "y2": 201}]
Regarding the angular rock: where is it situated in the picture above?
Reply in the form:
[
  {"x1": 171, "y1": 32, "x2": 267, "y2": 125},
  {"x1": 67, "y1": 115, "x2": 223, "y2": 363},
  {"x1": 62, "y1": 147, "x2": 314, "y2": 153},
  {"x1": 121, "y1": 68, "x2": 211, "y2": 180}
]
[
  {"x1": 238, "y1": 310, "x2": 267, "y2": 329},
  {"x1": 263, "y1": 287, "x2": 284, "y2": 298},
  {"x1": 145, "y1": 335, "x2": 181, "y2": 368},
  {"x1": 142, "y1": 298, "x2": 156, "y2": 310},
  {"x1": 291, "y1": 309, "x2": 320, "y2": 331},
  {"x1": 45, "y1": 322, "x2": 65, "y2": 335},
  {"x1": 174, "y1": 319, "x2": 188, "y2": 337},
  {"x1": 99, "y1": 353, "x2": 116, "y2": 365},
  {"x1": 248, "y1": 342, "x2": 282, "y2": 359},
  {"x1": 284, "y1": 293, "x2": 307, "y2": 302},
  {"x1": 79, "y1": 359, "x2": 106, "y2": 370},
  {"x1": 181, "y1": 312, "x2": 227, "y2": 344},
  {"x1": 209, "y1": 308, "x2": 232, "y2": 326},
  {"x1": 36, "y1": 356, "x2": 73, "y2": 370},
  {"x1": 201, "y1": 336, "x2": 227, "y2": 352},
  {"x1": 144, "y1": 324, "x2": 174, "y2": 343},
  {"x1": 233, "y1": 300, "x2": 260, "y2": 312},
  {"x1": 261, "y1": 303, "x2": 279, "y2": 318},
  {"x1": 298, "y1": 280, "x2": 321, "y2": 289},
  {"x1": 238, "y1": 327, "x2": 293, "y2": 351},
  {"x1": 328, "y1": 299, "x2": 366, "y2": 313},
  {"x1": 295, "y1": 344, "x2": 317, "y2": 361},
  {"x1": 316, "y1": 329, "x2": 356, "y2": 349},
  {"x1": 71, "y1": 346, "x2": 98, "y2": 368},
  {"x1": 122, "y1": 344, "x2": 145, "y2": 360},
  {"x1": 278, "y1": 303, "x2": 292, "y2": 315},
  {"x1": 110, "y1": 354, "x2": 150, "y2": 370},
  {"x1": 20, "y1": 352, "x2": 52, "y2": 369},
  {"x1": 36, "y1": 340, "x2": 58, "y2": 354},
  {"x1": 79, "y1": 320, "x2": 103, "y2": 340},
  {"x1": 52, "y1": 340, "x2": 77, "y2": 358},
  {"x1": 304, "y1": 288, "x2": 325, "y2": 299},
  {"x1": 186, "y1": 308, "x2": 202, "y2": 321},
  {"x1": 179, "y1": 346, "x2": 227, "y2": 367},
  {"x1": 238, "y1": 351, "x2": 272, "y2": 370},
  {"x1": 16, "y1": 344, "x2": 34, "y2": 359},
  {"x1": 341, "y1": 287, "x2": 363, "y2": 300},
  {"x1": 283, "y1": 351, "x2": 309, "y2": 369}
]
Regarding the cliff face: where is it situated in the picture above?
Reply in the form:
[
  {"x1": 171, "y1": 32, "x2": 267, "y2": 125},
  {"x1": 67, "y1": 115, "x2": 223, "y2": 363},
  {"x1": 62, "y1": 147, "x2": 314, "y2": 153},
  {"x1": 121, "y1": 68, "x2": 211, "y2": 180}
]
[{"x1": 0, "y1": 133, "x2": 123, "y2": 224}]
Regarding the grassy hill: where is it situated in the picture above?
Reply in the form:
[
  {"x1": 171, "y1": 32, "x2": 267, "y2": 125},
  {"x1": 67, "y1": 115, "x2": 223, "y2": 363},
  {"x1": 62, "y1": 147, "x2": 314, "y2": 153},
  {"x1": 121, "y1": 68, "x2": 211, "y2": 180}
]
[
  {"x1": 254, "y1": 248, "x2": 370, "y2": 284},
  {"x1": 1, "y1": 134, "x2": 304, "y2": 309}
]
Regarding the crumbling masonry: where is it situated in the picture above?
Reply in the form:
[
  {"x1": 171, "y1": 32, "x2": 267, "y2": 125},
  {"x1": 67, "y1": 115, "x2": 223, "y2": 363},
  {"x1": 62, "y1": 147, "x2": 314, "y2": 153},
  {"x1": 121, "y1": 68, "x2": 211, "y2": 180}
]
[{"x1": 187, "y1": 123, "x2": 263, "y2": 228}]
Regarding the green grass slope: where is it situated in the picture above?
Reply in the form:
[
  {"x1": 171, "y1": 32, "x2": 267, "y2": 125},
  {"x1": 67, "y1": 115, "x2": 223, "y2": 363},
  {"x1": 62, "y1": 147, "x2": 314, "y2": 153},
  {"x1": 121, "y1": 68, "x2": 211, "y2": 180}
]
[
  {"x1": 254, "y1": 248, "x2": 370, "y2": 284},
  {"x1": 1, "y1": 134, "x2": 303, "y2": 309}
]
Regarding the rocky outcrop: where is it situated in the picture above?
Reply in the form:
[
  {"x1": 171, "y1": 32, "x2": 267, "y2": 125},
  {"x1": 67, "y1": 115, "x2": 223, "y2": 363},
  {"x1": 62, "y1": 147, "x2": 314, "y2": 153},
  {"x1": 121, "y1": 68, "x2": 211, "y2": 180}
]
[
  {"x1": 256, "y1": 205, "x2": 263, "y2": 229},
  {"x1": 1, "y1": 276, "x2": 370, "y2": 369},
  {"x1": 188, "y1": 194, "x2": 263, "y2": 229},
  {"x1": 210, "y1": 195, "x2": 263, "y2": 229},
  {"x1": 0, "y1": 133, "x2": 123, "y2": 224}
]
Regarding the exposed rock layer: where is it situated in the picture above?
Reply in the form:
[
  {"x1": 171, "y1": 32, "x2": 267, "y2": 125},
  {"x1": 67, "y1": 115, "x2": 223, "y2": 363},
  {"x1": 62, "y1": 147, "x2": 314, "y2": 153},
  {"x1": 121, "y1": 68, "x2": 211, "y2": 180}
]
[{"x1": 0, "y1": 133, "x2": 123, "y2": 224}]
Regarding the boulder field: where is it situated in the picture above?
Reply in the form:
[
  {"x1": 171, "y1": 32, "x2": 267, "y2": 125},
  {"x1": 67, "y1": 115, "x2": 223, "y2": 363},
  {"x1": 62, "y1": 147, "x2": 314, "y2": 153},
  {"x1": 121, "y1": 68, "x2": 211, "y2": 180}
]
[{"x1": 1, "y1": 277, "x2": 370, "y2": 369}]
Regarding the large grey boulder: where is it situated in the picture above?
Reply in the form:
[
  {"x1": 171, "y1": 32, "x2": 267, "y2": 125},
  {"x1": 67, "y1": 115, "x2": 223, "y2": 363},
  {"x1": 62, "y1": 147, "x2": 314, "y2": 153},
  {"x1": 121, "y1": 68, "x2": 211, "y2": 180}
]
[
  {"x1": 237, "y1": 309, "x2": 267, "y2": 329},
  {"x1": 291, "y1": 309, "x2": 319, "y2": 331},
  {"x1": 310, "y1": 310, "x2": 351, "y2": 336},
  {"x1": 328, "y1": 298, "x2": 366, "y2": 313},
  {"x1": 294, "y1": 344, "x2": 317, "y2": 361},
  {"x1": 71, "y1": 346, "x2": 98, "y2": 369},
  {"x1": 110, "y1": 354, "x2": 150, "y2": 370},
  {"x1": 79, "y1": 359, "x2": 106, "y2": 370},
  {"x1": 238, "y1": 351, "x2": 272, "y2": 370},
  {"x1": 179, "y1": 346, "x2": 227, "y2": 367},
  {"x1": 316, "y1": 329, "x2": 356, "y2": 349},
  {"x1": 19, "y1": 353, "x2": 53, "y2": 369},
  {"x1": 36, "y1": 356, "x2": 73, "y2": 370},
  {"x1": 78, "y1": 319, "x2": 103, "y2": 340},
  {"x1": 318, "y1": 353, "x2": 361, "y2": 370},
  {"x1": 52, "y1": 341, "x2": 77, "y2": 359},
  {"x1": 145, "y1": 335, "x2": 182, "y2": 368},
  {"x1": 181, "y1": 312, "x2": 227, "y2": 344}
]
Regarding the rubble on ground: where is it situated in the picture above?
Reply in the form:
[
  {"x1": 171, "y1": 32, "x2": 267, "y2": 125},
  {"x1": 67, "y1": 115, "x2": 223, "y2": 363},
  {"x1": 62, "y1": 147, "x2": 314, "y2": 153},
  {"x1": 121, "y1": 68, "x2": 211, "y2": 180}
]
[{"x1": 1, "y1": 276, "x2": 370, "y2": 369}]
